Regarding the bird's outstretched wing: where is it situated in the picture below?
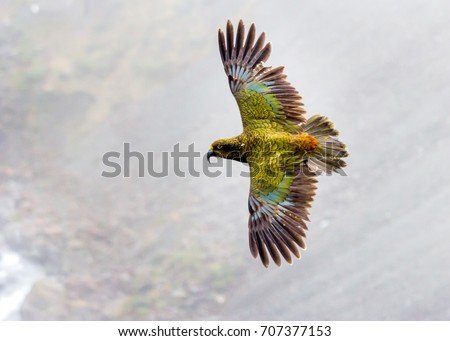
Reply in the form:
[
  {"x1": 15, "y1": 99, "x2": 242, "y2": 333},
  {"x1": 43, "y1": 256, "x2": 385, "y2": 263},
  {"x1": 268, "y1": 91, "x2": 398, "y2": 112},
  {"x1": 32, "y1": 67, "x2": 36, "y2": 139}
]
[
  {"x1": 218, "y1": 20, "x2": 306, "y2": 132},
  {"x1": 248, "y1": 158, "x2": 317, "y2": 267}
]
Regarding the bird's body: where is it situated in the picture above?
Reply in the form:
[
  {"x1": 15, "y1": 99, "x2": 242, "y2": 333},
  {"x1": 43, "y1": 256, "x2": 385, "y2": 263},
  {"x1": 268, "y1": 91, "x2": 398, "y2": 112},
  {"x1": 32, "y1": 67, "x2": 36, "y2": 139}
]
[{"x1": 208, "y1": 20, "x2": 348, "y2": 267}]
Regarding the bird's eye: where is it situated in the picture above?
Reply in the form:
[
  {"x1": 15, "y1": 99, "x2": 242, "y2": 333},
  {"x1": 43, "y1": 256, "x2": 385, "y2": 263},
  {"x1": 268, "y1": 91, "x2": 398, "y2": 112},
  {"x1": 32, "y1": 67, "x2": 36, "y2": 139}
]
[{"x1": 217, "y1": 145, "x2": 222, "y2": 150}]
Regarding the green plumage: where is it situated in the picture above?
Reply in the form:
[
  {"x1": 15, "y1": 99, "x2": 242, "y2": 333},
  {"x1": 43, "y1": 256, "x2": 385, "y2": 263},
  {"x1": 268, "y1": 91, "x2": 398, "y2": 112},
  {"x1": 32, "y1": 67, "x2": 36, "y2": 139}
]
[{"x1": 209, "y1": 20, "x2": 348, "y2": 267}]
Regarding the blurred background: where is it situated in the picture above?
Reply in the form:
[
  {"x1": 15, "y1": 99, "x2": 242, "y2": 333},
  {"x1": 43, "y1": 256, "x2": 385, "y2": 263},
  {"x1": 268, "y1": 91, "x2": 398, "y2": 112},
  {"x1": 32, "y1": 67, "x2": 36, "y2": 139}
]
[{"x1": 1, "y1": 0, "x2": 450, "y2": 320}]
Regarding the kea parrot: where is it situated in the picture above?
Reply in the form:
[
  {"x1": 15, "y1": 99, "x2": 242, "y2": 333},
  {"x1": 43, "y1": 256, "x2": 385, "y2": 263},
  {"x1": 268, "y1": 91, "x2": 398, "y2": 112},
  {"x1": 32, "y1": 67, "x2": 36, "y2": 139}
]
[{"x1": 207, "y1": 20, "x2": 348, "y2": 267}]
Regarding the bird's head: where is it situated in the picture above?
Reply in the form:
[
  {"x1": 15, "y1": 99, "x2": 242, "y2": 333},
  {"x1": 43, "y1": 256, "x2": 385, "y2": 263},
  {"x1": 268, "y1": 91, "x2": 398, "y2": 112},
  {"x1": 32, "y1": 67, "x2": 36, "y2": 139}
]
[{"x1": 207, "y1": 138, "x2": 244, "y2": 163}]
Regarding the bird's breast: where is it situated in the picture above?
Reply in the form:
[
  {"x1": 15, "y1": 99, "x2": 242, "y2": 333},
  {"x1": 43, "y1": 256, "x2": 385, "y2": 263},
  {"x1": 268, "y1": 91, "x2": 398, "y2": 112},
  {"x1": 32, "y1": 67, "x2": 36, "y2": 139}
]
[{"x1": 238, "y1": 130, "x2": 293, "y2": 156}]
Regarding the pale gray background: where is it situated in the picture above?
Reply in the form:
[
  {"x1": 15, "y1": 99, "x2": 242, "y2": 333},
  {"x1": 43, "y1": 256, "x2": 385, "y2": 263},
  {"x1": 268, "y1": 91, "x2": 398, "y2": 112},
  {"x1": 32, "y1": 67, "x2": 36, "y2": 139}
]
[{"x1": 1, "y1": 0, "x2": 449, "y2": 320}]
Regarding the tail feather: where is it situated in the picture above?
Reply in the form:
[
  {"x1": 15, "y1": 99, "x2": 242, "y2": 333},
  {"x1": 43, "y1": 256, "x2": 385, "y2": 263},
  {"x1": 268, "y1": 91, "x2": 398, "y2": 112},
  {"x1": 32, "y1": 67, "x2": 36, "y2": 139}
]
[{"x1": 302, "y1": 115, "x2": 348, "y2": 175}]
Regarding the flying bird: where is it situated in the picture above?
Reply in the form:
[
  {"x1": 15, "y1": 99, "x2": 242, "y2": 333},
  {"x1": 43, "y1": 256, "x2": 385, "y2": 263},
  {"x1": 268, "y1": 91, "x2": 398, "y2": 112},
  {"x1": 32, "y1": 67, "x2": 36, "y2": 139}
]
[{"x1": 208, "y1": 20, "x2": 348, "y2": 267}]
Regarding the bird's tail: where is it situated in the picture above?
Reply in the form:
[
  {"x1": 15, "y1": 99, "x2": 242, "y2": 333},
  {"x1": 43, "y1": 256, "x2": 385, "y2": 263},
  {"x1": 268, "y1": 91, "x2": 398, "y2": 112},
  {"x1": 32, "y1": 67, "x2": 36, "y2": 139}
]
[{"x1": 302, "y1": 115, "x2": 348, "y2": 175}]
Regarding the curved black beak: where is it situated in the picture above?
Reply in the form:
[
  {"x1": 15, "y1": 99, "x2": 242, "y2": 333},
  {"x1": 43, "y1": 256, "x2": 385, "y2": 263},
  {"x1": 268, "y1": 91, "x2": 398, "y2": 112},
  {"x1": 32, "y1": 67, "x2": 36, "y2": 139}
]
[{"x1": 207, "y1": 149, "x2": 215, "y2": 164}]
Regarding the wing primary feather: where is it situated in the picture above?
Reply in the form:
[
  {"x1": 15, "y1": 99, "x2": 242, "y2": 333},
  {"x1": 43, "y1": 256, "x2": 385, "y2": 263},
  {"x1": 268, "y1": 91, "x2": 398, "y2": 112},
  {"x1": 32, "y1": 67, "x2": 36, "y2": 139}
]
[
  {"x1": 218, "y1": 29, "x2": 226, "y2": 64},
  {"x1": 249, "y1": 230, "x2": 258, "y2": 258},
  {"x1": 271, "y1": 220, "x2": 301, "y2": 258},
  {"x1": 249, "y1": 42, "x2": 271, "y2": 68},
  {"x1": 226, "y1": 20, "x2": 234, "y2": 59},
  {"x1": 247, "y1": 33, "x2": 265, "y2": 67},
  {"x1": 255, "y1": 231, "x2": 270, "y2": 267},
  {"x1": 282, "y1": 222, "x2": 306, "y2": 249},
  {"x1": 235, "y1": 20, "x2": 245, "y2": 60},
  {"x1": 260, "y1": 230, "x2": 281, "y2": 266},
  {"x1": 267, "y1": 228, "x2": 292, "y2": 264},
  {"x1": 242, "y1": 23, "x2": 256, "y2": 62}
]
